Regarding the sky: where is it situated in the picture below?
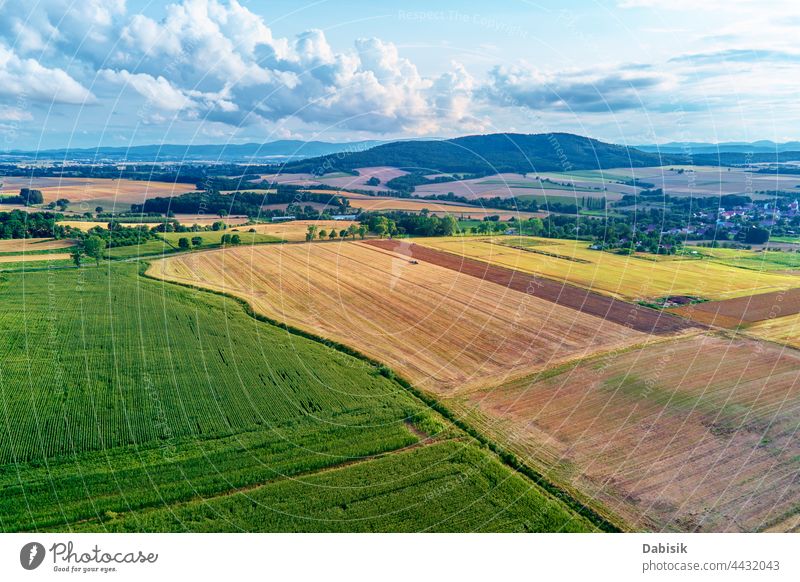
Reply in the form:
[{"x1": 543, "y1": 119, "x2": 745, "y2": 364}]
[{"x1": 1, "y1": 0, "x2": 799, "y2": 150}]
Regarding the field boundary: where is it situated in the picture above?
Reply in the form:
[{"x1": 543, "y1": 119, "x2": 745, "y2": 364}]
[
  {"x1": 141, "y1": 260, "x2": 623, "y2": 532},
  {"x1": 365, "y1": 239, "x2": 702, "y2": 335}
]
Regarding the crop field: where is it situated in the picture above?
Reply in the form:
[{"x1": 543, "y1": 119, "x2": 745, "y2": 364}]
[
  {"x1": 417, "y1": 236, "x2": 800, "y2": 301},
  {"x1": 58, "y1": 220, "x2": 166, "y2": 232},
  {"x1": 0, "y1": 237, "x2": 75, "y2": 252},
  {"x1": 0, "y1": 176, "x2": 195, "y2": 210},
  {"x1": 617, "y1": 166, "x2": 800, "y2": 198},
  {"x1": 0, "y1": 262, "x2": 592, "y2": 532},
  {"x1": 0, "y1": 252, "x2": 72, "y2": 263},
  {"x1": 243, "y1": 220, "x2": 358, "y2": 241},
  {"x1": 457, "y1": 334, "x2": 800, "y2": 532},
  {"x1": 690, "y1": 246, "x2": 800, "y2": 271},
  {"x1": 67, "y1": 442, "x2": 594, "y2": 533},
  {"x1": 746, "y1": 313, "x2": 800, "y2": 348},
  {"x1": 148, "y1": 241, "x2": 650, "y2": 394},
  {"x1": 157, "y1": 230, "x2": 283, "y2": 248},
  {"x1": 411, "y1": 172, "x2": 630, "y2": 201},
  {"x1": 671, "y1": 288, "x2": 800, "y2": 328}
]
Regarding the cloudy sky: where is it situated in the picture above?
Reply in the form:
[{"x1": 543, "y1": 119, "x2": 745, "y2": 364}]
[{"x1": 1, "y1": 0, "x2": 798, "y2": 149}]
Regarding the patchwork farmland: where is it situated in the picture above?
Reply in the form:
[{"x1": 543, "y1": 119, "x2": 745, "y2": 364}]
[
  {"x1": 0, "y1": 262, "x2": 595, "y2": 532},
  {"x1": 147, "y1": 230, "x2": 800, "y2": 532},
  {"x1": 148, "y1": 241, "x2": 652, "y2": 394}
]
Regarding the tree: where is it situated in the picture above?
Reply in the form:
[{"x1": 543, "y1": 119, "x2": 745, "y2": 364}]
[
  {"x1": 231, "y1": 234, "x2": 241, "y2": 245},
  {"x1": 217, "y1": 209, "x2": 228, "y2": 218},
  {"x1": 83, "y1": 235, "x2": 106, "y2": 265},
  {"x1": 329, "y1": 229, "x2": 337, "y2": 239},
  {"x1": 358, "y1": 225, "x2": 367, "y2": 240},
  {"x1": 347, "y1": 223, "x2": 358, "y2": 239},
  {"x1": 191, "y1": 236, "x2": 203, "y2": 247},
  {"x1": 70, "y1": 248, "x2": 83, "y2": 267},
  {"x1": 339, "y1": 229, "x2": 348, "y2": 238},
  {"x1": 318, "y1": 229, "x2": 327, "y2": 240},
  {"x1": 306, "y1": 225, "x2": 318, "y2": 242},
  {"x1": 95, "y1": 206, "x2": 104, "y2": 214},
  {"x1": 20, "y1": 188, "x2": 44, "y2": 205},
  {"x1": 221, "y1": 234, "x2": 232, "y2": 245},
  {"x1": 366, "y1": 176, "x2": 380, "y2": 186},
  {"x1": 55, "y1": 198, "x2": 70, "y2": 211},
  {"x1": 212, "y1": 221, "x2": 226, "y2": 231},
  {"x1": 178, "y1": 237, "x2": 190, "y2": 249},
  {"x1": 440, "y1": 215, "x2": 458, "y2": 236},
  {"x1": 744, "y1": 226, "x2": 770, "y2": 244}
]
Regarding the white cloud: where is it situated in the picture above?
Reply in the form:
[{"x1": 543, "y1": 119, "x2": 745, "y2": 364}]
[
  {"x1": 0, "y1": 45, "x2": 94, "y2": 104},
  {"x1": 484, "y1": 63, "x2": 668, "y2": 113}
]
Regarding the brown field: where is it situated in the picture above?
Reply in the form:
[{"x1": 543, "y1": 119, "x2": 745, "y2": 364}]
[
  {"x1": 148, "y1": 241, "x2": 650, "y2": 394},
  {"x1": 0, "y1": 238, "x2": 75, "y2": 252},
  {"x1": 0, "y1": 252, "x2": 72, "y2": 263},
  {"x1": 671, "y1": 288, "x2": 800, "y2": 327},
  {"x1": 0, "y1": 176, "x2": 195, "y2": 210},
  {"x1": 239, "y1": 220, "x2": 357, "y2": 242},
  {"x1": 366, "y1": 240, "x2": 700, "y2": 335},
  {"x1": 460, "y1": 334, "x2": 800, "y2": 531}
]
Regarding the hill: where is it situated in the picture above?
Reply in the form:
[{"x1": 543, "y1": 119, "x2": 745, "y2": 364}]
[{"x1": 284, "y1": 133, "x2": 677, "y2": 175}]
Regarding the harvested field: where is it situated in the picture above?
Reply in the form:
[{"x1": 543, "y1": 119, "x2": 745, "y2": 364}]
[
  {"x1": 366, "y1": 239, "x2": 700, "y2": 335},
  {"x1": 460, "y1": 334, "x2": 800, "y2": 532},
  {"x1": 0, "y1": 176, "x2": 194, "y2": 210},
  {"x1": 671, "y1": 288, "x2": 800, "y2": 327},
  {"x1": 0, "y1": 253, "x2": 72, "y2": 263},
  {"x1": 242, "y1": 220, "x2": 357, "y2": 242},
  {"x1": 746, "y1": 314, "x2": 800, "y2": 348},
  {"x1": 58, "y1": 220, "x2": 164, "y2": 232},
  {"x1": 148, "y1": 241, "x2": 650, "y2": 394},
  {"x1": 418, "y1": 236, "x2": 800, "y2": 301},
  {"x1": 0, "y1": 238, "x2": 75, "y2": 252}
]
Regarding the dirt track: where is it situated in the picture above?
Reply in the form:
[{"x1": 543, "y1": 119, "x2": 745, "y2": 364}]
[
  {"x1": 671, "y1": 287, "x2": 800, "y2": 327},
  {"x1": 365, "y1": 239, "x2": 701, "y2": 335}
]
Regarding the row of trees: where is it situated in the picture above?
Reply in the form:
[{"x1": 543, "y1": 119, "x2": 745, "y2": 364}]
[{"x1": 305, "y1": 223, "x2": 366, "y2": 241}]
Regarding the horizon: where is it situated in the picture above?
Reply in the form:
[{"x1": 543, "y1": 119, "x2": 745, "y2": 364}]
[{"x1": 3, "y1": 1, "x2": 800, "y2": 150}]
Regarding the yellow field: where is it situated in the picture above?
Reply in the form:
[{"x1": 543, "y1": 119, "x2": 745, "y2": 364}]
[
  {"x1": 242, "y1": 220, "x2": 357, "y2": 242},
  {"x1": 302, "y1": 189, "x2": 544, "y2": 220},
  {"x1": 147, "y1": 241, "x2": 649, "y2": 393},
  {"x1": 417, "y1": 236, "x2": 800, "y2": 301},
  {"x1": 0, "y1": 253, "x2": 72, "y2": 263},
  {"x1": 0, "y1": 238, "x2": 75, "y2": 252},
  {"x1": 58, "y1": 221, "x2": 165, "y2": 232},
  {"x1": 746, "y1": 314, "x2": 800, "y2": 348},
  {"x1": 0, "y1": 176, "x2": 192, "y2": 207}
]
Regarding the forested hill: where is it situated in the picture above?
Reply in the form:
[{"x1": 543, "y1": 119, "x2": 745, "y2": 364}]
[{"x1": 284, "y1": 133, "x2": 679, "y2": 174}]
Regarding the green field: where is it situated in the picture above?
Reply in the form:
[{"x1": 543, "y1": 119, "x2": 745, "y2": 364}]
[
  {"x1": 689, "y1": 246, "x2": 800, "y2": 271},
  {"x1": 0, "y1": 263, "x2": 593, "y2": 532},
  {"x1": 157, "y1": 230, "x2": 284, "y2": 248}
]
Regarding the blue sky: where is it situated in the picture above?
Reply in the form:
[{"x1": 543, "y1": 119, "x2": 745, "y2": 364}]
[{"x1": 1, "y1": 0, "x2": 798, "y2": 149}]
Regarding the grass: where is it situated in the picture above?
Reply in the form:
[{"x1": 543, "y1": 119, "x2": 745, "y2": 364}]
[
  {"x1": 746, "y1": 313, "x2": 800, "y2": 348},
  {"x1": 418, "y1": 236, "x2": 800, "y2": 301},
  {"x1": 103, "y1": 238, "x2": 177, "y2": 259},
  {"x1": 0, "y1": 262, "x2": 594, "y2": 532}
]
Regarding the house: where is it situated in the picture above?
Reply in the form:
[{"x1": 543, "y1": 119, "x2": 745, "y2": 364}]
[
  {"x1": 271, "y1": 215, "x2": 296, "y2": 222},
  {"x1": 332, "y1": 214, "x2": 358, "y2": 220}
]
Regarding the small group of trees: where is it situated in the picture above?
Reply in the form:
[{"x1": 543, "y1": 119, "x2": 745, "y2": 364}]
[
  {"x1": 0, "y1": 188, "x2": 44, "y2": 206},
  {"x1": 177, "y1": 236, "x2": 205, "y2": 249}
]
